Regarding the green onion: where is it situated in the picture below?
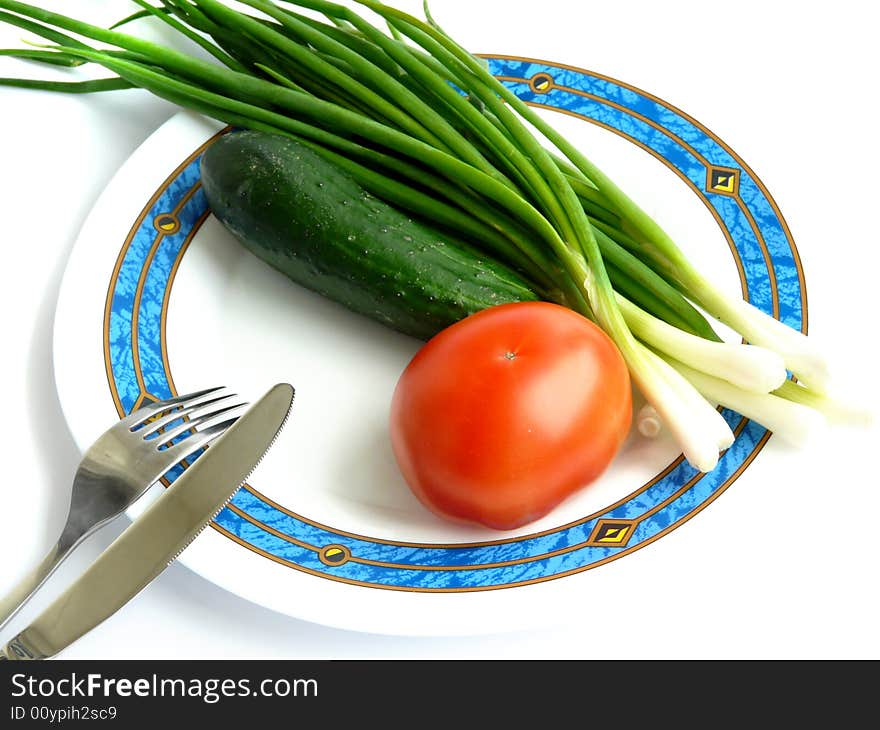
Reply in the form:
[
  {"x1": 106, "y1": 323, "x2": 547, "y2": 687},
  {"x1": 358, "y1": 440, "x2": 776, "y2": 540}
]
[
  {"x1": 0, "y1": 74, "x2": 132, "y2": 92},
  {"x1": 619, "y1": 295, "x2": 787, "y2": 393},
  {"x1": 773, "y1": 380, "x2": 873, "y2": 426},
  {"x1": 667, "y1": 358, "x2": 827, "y2": 448},
  {"x1": 640, "y1": 346, "x2": 735, "y2": 469},
  {"x1": 0, "y1": 0, "x2": 844, "y2": 470},
  {"x1": 0, "y1": 47, "x2": 85, "y2": 66}
]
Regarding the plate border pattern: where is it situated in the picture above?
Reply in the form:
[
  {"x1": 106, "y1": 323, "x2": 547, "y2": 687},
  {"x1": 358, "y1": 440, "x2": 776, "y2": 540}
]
[{"x1": 101, "y1": 57, "x2": 806, "y2": 592}]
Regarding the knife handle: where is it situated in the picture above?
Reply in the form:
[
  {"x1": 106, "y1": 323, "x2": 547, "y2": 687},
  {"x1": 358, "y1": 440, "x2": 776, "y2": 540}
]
[
  {"x1": 0, "y1": 633, "x2": 46, "y2": 661},
  {"x1": 0, "y1": 526, "x2": 82, "y2": 634}
]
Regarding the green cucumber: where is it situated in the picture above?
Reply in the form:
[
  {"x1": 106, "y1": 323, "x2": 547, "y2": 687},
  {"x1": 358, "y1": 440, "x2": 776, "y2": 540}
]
[{"x1": 200, "y1": 130, "x2": 539, "y2": 340}]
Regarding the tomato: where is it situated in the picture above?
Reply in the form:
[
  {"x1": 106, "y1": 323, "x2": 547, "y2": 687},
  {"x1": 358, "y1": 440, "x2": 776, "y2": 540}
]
[{"x1": 389, "y1": 301, "x2": 632, "y2": 530}]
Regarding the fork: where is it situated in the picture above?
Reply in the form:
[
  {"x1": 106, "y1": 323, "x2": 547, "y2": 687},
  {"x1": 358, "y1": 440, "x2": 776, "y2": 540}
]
[{"x1": 0, "y1": 386, "x2": 247, "y2": 633}]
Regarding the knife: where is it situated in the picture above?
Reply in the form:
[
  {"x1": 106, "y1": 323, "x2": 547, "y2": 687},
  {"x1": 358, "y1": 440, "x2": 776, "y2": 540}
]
[{"x1": 0, "y1": 382, "x2": 294, "y2": 661}]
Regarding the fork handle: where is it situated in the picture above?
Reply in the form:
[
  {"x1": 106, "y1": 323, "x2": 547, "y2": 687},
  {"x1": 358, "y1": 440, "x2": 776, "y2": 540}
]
[{"x1": 0, "y1": 530, "x2": 80, "y2": 634}]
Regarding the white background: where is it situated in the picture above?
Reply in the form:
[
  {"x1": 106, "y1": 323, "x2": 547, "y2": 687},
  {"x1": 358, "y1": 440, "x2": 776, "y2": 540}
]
[{"x1": 1, "y1": 0, "x2": 878, "y2": 659}]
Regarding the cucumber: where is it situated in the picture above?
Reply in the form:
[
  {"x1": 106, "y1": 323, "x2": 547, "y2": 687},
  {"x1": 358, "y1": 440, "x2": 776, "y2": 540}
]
[{"x1": 200, "y1": 131, "x2": 539, "y2": 340}]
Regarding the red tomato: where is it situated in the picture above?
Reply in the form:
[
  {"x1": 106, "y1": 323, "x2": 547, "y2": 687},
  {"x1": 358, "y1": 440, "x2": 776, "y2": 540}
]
[{"x1": 389, "y1": 302, "x2": 632, "y2": 530}]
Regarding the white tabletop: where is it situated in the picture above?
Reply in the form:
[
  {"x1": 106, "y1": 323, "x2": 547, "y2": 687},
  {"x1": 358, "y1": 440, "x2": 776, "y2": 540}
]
[{"x1": 1, "y1": 0, "x2": 878, "y2": 659}]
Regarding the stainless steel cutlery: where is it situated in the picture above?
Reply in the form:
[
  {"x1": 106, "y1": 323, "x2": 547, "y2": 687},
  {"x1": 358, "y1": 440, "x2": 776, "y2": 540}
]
[{"x1": 0, "y1": 383, "x2": 293, "y2": 658}]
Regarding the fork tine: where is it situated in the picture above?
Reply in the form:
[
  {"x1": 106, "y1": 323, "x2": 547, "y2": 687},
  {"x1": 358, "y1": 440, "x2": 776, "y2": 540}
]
[
  {"x1": 162, "y1": 416, "x2": 241, "y2": 463},
  {"x1": 139, "y1": 393, "x2": 241, "y2": 438},
  {"x1": 121, "y1": 386, "x2": 226, "y2": 429},
  {"x1": 156, "y1": 401, "x2": 248, "y2": 448}
]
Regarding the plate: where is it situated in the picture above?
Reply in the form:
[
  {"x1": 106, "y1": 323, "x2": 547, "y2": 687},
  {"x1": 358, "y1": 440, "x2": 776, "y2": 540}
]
[{"x1": 53, "y1": 56, "x2": 805, "y2": 636}]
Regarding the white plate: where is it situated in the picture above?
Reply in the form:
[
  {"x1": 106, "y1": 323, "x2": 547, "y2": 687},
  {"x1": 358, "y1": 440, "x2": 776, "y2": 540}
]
[{"x1": 53, "y1": 58, "x2": 806, "y2": 636}]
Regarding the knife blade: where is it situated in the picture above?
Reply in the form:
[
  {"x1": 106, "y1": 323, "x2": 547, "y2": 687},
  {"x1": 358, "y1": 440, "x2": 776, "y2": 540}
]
[{"x1": 0, "y1": 382, "x2": 294, "y2": 661}]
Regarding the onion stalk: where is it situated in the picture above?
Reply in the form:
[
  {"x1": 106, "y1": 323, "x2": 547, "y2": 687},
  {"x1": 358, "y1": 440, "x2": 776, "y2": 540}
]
[
  {"x1": 666, "y1": 358, "x2": 827, "y2": 448},
  {"x1": 617, "y1": 295, "x2": 787, "y2": 394},
  {"x1": 0, "y1": 0, "x2": 852, "y2": 471}
]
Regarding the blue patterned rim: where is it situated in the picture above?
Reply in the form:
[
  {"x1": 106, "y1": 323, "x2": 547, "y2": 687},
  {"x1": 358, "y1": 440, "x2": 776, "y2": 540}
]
[{"x1": 102, "y1": 57, "x2": 805, "y2": 592}]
